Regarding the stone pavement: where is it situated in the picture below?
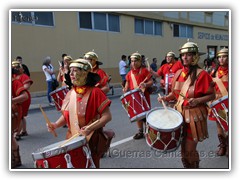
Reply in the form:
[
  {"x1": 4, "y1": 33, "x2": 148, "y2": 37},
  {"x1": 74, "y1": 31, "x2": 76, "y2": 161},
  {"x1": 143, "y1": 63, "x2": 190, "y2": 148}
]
[{"x1": 29, "y1": 86, "x2": 123, "y2": 112}]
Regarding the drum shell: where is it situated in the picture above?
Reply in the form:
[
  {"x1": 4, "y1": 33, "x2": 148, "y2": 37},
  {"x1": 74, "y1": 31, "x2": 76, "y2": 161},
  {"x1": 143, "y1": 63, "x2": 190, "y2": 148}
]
[
  {"x1": 120, "y1": 89, "x2": 150, "y2": 122},
  {"x1": 145, "y1": 107, "x2": 183, "y2": 153},
  {"x1": 49, "y1": 86, "x2": 69, "y2": 111},
  {"x1": 32, "y1": 136, "x2": 90, "y2": 168}
]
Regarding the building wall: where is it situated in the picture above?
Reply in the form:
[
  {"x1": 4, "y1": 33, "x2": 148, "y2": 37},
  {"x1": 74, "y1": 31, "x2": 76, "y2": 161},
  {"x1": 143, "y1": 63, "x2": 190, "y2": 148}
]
[{"x1": 11, "y1": 11, "x2": 229, "y2": 94}]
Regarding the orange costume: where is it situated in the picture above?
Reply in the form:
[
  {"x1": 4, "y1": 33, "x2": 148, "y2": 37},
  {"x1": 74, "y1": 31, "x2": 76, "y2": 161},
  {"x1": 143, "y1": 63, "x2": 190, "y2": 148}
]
[{"x1": 93, "y1": 68, "x2": 109, "y2": 90}]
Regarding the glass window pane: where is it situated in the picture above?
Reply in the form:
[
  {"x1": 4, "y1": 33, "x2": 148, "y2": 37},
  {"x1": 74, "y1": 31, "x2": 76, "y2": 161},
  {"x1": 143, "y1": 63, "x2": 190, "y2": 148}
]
[
  {"x1": 173, "y1": 24, "x2": 179, "y2": 37},
  {"x1": 154, "y1": 21, "x2": 162, "y2": 35},
  {"x1": 12, "y1": 12, "x2": 32, "y2": 24},
  {"x1": 145, "y1": 20, "x2": 153, "y2": 35},
  {"x1": 187, "y1": 26, "x2": 193, "y2": 38},
  {"x1": 79, "y1": 12, "x2": 92, "y2": 29},
  {"x1": 180, "y1": 24, "x2": 187, "y2": 37},
  {"x1": 108, "y1": 14, "x2": 120, "y2": 32},
  {"x1": 34, "y1": 12, "x2": 54, "y2": 26},
  {"x1": 94, "y1": 12, "x2": 107, "y2": 30},
  {"x1": 135, "y1": 18, "x2": 144, "y2": 34}
]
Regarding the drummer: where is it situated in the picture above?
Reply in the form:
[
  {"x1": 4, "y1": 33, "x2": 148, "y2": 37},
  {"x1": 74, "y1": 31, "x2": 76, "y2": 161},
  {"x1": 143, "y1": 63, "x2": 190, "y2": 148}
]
[
  {"x1": 123, "y1": 52, "x2": 153, "y2": 139},
  {"x1": 158, "y1": 41, "x2": 215, "y2": 168},
  {"x1": 84, "y1": 51, "x2": 110, "y2": 94},
  {"x1": 47, "y1": 59, "x2": 112, "y2": 168},
  {"x1": 151, "y1": 51, "x2": 183, "y2": 95},
  {"x1": 208, "y1": 47, "x2": 229, "y2": 156}
]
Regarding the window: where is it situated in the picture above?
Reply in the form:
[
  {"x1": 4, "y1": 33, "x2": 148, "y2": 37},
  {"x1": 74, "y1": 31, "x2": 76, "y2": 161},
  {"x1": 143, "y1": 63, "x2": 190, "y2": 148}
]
[
  {"x1": 79, "y1": 12, "x2": 120, "y2": 32},
  {"x1": 173, "y1": 24, "x2": 193, "y2": 38},
  {"x1": 134, "y1": 18, "x2": 162, "y2": 36},
  {"x1": 12, "y1": 11, "x2": 54, "y2": 26}
]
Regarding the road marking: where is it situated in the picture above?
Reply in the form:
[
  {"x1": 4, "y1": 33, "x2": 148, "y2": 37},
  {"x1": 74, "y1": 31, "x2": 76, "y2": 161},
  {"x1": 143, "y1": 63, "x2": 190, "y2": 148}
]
[{"x1": 110, "y1": 136, "x2": 133, "y2": 148}]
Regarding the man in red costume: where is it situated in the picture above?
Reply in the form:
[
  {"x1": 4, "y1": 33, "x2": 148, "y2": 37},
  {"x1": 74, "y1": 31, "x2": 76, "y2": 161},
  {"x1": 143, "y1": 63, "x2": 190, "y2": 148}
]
[
  {"x1": 12, "y1": 68, "x2": 29, "y2": 168},
  {"x1": 12, "y1": 60, "x2": 33, "y2": 140},
  {"x1": 158, "y1": 41, "x2": 215, "y2": 168},
  {"x1": 123, "y1": 52, "x2": 153, "y2": 139},
  {"x1": 208, "y1": 48, "x2": 229, "y2": 156},
  {"x1": 47, "y1": 59, "x2": 112, "y2": 168},
  {"x1": 151, "y1": 51, "x2": 183, "y2": 95},
  {"x1": 84, "y1": 51, "x2": 110, "y2": 94}
]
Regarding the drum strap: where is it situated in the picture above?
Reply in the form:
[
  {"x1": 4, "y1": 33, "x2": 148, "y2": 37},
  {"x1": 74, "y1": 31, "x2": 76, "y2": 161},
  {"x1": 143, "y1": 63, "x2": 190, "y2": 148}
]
[
  {"x1": 130, "y1": 71, "x2": 139, "y2": 89},
  {"x1": 68, "y1": 88, "x2": 93, "y2": 138},
  {"x1": 213, "y1": 76, "x2": 228, "y2": 97}
]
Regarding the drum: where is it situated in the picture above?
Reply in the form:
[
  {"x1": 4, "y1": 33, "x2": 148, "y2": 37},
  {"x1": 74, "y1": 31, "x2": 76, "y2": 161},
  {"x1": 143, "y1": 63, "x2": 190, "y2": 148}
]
[
  {"x1": 209, "y1": 95, "x2": 228, "y2": 133},
  {"x1": 165, "y1": 73, "x2": 175, "y2": 95},
  {"x1": 145, "y1": 107, "x2": 183, "y2": 153},
  {"x1": 32, "y1": 136, "x2": 95, "y2": 168},
  {"x1": 49, "y1": 86, "x2": 69, "y2": 111},
  {"x1": 120, "y1": 89, "x2": 150, "y2": 122}
]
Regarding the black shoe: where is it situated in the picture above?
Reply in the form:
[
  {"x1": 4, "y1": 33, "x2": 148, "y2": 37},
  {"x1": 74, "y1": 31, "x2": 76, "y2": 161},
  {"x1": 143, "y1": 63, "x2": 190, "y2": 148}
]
[{"x1": 133, "y1": 132, "x2": 144, "y2": 140}]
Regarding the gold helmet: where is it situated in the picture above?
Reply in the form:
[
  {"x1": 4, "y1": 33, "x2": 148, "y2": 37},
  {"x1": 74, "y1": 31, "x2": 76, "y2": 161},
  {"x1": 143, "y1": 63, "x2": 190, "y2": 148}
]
[
  {"x1": 130, "y1": 52, "x2": 142, "y2": 61},
  {"x1": 166, "y1": 51, "x2": 176, "y2": 57},
  {"x1": 69, "y1": 59, "x2": 92, "y2": 71},
  {"x1": 84, "y1": 51, "x2": 103, "y2": 65},
  {"x1": 217, "y1": 47, "x2": 228, "y2": 57},
  {"x1": 12, "y1": 60, "x2": 22, "y2": 68},
  {"x1": 179, "y1": 40, "x2": 200, "y2": 65}
]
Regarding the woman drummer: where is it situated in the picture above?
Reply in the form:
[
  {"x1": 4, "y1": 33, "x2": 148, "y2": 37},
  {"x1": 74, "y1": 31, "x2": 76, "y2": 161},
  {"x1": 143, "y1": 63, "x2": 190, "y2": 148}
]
[
  {"x1": 158, "y1": 41, "x2": 215, "y2": 168},
  {"x1": 208, "y1": 48, "x2": 229, "y2": 156},
  {"x1": 123, "y1": 52, "x2": 153, "y2": 139},
  {"x1": 47, "y1": 59, "x2": 112, "y2": 168}
]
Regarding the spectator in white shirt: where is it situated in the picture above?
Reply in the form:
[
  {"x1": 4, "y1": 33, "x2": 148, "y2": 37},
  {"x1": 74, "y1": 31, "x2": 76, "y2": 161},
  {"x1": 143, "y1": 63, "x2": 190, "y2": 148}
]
[{"x1": 119, "y1": 55, "x2": 128, "y2": 87}]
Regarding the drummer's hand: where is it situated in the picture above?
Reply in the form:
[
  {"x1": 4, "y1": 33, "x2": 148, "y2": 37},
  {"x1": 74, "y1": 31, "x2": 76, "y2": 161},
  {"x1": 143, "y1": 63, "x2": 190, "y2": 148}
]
[
  {"x1": 46, "y1": 122, "x2": 57, "y2": 133},
  {"x1": 188, "y1": 98, "x2": 200, "y2": 107},
  {"x1": 157, "y1": 96, "x2": 166, "y2": 103},
  {"x1": 122, "y1": 87, "x2": 127, "y2": 94},
  {"x1": 79, "y1": 126, "x2": 92, "y2": 136},
  {"x1": 139, "y1": 82, "x2": 147, "y2": 89}
]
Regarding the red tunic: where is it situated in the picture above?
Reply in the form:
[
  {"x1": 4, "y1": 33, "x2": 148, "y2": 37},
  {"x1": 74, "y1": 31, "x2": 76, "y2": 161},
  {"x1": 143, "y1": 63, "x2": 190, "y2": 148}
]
[
  {"x1": 93, "y1": 68, "x2": 109, "y2": 88},
  {"x1": 157, "y1": 60, "x2": 183, "y2": 88},
  {"x1": 63, "y1": 87, "x2": 111, "y2": 128},
  {"x1": 12, "y1": 79, "x2": 26, "y2": 130},
  {"x1": 173, "y1": 67, "x2": 214, "y2": 140},
  {"x1": 14, "y1": 74, "x2": 33, "y2": 117},
  {"x1": 125, "y1": 67, "x2": 152, "y2": 106}
]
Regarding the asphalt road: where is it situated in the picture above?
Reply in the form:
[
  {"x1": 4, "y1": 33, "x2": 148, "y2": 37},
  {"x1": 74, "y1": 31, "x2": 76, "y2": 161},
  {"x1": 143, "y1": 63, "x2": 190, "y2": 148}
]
[{"x1": 15, "y1": 93, "x2": 229, "y2": 170}]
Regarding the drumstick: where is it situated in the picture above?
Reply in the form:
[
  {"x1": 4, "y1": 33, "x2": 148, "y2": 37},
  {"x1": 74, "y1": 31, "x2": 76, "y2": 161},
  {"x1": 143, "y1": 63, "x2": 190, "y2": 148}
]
[
  {"x1": 58, "y1": 61, "x2": 62, "y2": 67},
  {"x1": 158, "y1": 93, "x2": 168, "y2": 110},
  {"x1": 59, "y1": 120, "x2": 100, "y2": 147},
  {"x1": 39, "y1": 105, "x2": 58, "y2": 137}
]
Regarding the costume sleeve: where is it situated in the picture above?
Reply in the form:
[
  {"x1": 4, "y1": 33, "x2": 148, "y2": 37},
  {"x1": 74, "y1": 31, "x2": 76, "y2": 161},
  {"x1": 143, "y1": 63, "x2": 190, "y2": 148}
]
[
  {"x1": 157, "y1": 65, "x2": 164, "y2": 76},
  {"x1": 98, "y1": 69, "x2": 109, "y2": 87},
  {"x1": 12, "y1": 80, "x2": 26, "y2": 97},
  {"x1": 194, "y1": 70, "x2": 214, "y2": 97}
]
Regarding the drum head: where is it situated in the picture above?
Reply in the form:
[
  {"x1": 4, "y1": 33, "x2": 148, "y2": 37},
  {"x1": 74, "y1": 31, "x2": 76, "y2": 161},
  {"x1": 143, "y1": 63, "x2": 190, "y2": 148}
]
[
  {"x1": 146, "y1": 107, "x2": 183, "y2": 131},
  {"x1": 32, "y1": 136, "x2": 86, "y2": 160}
]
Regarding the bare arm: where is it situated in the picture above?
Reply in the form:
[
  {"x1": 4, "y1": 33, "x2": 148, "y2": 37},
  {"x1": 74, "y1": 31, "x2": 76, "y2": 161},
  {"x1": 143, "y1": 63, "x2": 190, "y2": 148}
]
[{"x1": 12, "y1": 91, "x2": 28, "y2": 104}]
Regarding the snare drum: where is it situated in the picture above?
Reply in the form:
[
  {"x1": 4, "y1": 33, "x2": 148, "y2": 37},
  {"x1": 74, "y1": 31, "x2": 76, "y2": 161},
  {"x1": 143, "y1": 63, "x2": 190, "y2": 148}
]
[
  {"x1": 32, "y1": 136, "x2": 95, "y2": 168},
  {"x1": 50, "y1": 86, "x2": 69, "y2": 111},
  {"x1": 120, "y1": 89, "x2": 150, "y2": 122},
  {"x1": 146, "y1": 107, "x2": 183, "y2": 153},
  {"x1": 209, "y1": 95, "x2": 228, "y2": 133}
]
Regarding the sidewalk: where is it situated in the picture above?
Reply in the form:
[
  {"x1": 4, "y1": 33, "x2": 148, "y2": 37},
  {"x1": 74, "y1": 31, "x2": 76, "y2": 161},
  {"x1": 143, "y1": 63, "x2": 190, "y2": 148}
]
[{"x1": 29, "y1": 87, "x2": 123, "y2": 112}]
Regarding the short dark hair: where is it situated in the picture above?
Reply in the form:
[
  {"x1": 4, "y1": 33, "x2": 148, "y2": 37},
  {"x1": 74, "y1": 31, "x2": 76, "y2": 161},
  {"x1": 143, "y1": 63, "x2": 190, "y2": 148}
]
[
  {"x1": 62, "y1": 54, "x2": 67, "y2": 58},
  {"x1": 122, "y1": 55, "x2": 126, "y2": 59},
  {"x1": 16, "y1": 56, "x2": 22, "y2": 60}
]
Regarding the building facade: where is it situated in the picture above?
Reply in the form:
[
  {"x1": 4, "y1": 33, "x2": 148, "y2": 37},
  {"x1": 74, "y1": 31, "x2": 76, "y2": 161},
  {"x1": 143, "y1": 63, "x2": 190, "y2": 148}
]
[{"x1": 11, "y1": 10, "x2": 229, "y2": 94}]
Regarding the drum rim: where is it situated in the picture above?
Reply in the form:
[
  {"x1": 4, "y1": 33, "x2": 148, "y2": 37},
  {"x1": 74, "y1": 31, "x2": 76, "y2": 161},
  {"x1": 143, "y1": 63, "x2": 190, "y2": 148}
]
[
  {"x1": 145, "y1": 136, "x2": 181, "y2": 153},
  {"x1": 210, "y1": 95, "x2": 228, "y2": 108},
  {"x1": 32, "y1": 136, "x2": 86, "y2": 160},
  {"x1": 130, "y1": 111, "x2": 149, "y2": 122},
  {"x1": 49, "y1": 86, "x2": 69, "y2": 95},
  {"x1": 146, "y1": 107, "x2": 183, "y2": 132},
  {"x1": 120, "y1": 88, "x2": 141, "y2": 100}
]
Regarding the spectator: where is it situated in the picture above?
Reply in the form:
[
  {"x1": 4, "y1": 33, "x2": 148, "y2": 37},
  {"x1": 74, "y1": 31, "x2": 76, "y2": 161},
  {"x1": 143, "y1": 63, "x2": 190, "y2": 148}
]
[
  {"x1": 118, "y1": 55, "x2": 128, "y2": 87},
  {"x1": 16, "y1": 56, "x2": 30, "y2": 77}
]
